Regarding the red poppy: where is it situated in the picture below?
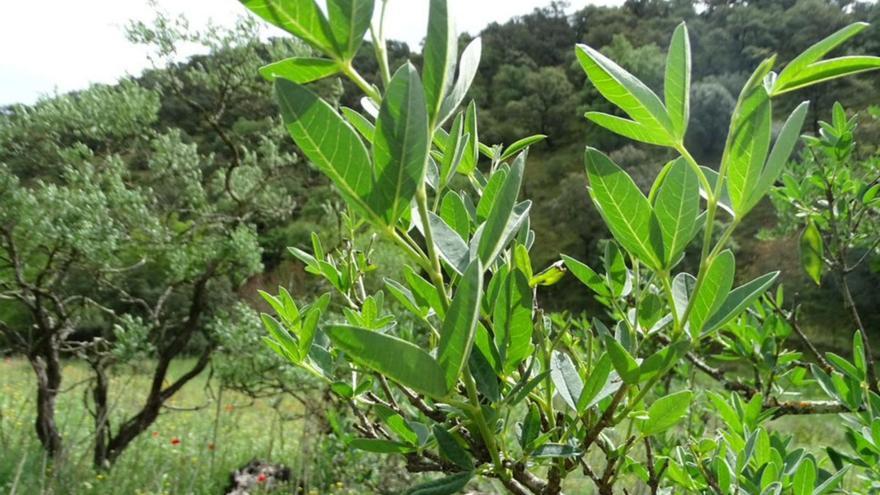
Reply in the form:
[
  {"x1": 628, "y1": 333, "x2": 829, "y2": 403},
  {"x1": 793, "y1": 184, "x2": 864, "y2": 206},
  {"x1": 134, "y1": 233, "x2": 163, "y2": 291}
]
[
  {"x1": 256, "y1": 473, "x2": 267, "y2": 483},
  {"x1": 170, "y1": 437, "x2": 181, "y2": 446}
]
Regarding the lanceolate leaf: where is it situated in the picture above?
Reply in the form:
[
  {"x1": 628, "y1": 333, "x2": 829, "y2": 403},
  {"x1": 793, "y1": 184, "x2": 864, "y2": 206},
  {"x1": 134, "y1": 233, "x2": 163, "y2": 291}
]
[
  {"x1": 341, "y1": 106, "x2": 376, "y2": 142},
  {"x1": 774, "y1": 56, "x2": 880, "y2": 95},
  {"x1": 493, "y1": 267, "x2": 534, "y2": 372},
  {"x1": 604, "y1": 334, "x2": 640, "y2": 384},
  {"x1": 457, "y1": 102, "x2": 479, "y2": 175},
  {"x1": 800, "y1": 221, "x2": 824, "y2": 286},
  {"x1": 259, "y1": 57, "x2": 340, "y2": 83},
  {"x1": 576, "y1": 44, "x2": 674, "y2": 140},
  {"x1": 703, "y1": 272, "x2": 780, "y2": 334},
  {"x1": 406, "y1": 471, "x2": 474, "y2": 495},
  {"x1": 726, "y1": 87, "x2": 772, "y2": 214},
  {"x1": 641, "y1": 390, "x2": 693, "y2": 435},
  {"x1": 439, "y1": 38, "x2": 482, "y2": 126},
  {"x1": 276, "y1": 79, "x2": 379, "y2": 224},
  {"x1": 585, "y1": 147, "x2": 662, "y2": 268},
  {"x1": 774, "y1": 23, "x2": 872, "y2": 94},
  {"x1": 500, "y1": 135, "x2": 547, "y2": 162},
  {"x1": 422, "y1": 0, "x2": 457, "y2": 127},
  {"x1": 578, "y1": 354, "x2": 613, "y2": 412},
  {"x1": 437, "y1": 260, "x2": 483, "y2": 390},
  {"x1": 652, "y1": 158, "x2": 699, "y2": 268},
  {"x1": 371, "y1": 64, "x2": 430, "y2": 225},
  {"x1": 326, "y1": 325, "x2": 448, "y2": 398},
  {"x1": 688, "y1": 250, "x2": 735, "y2": 335},
  {"x1": 665, "y1": 22, "x2": 691, "y2": 139},
  {"x1": 440, "y1": 191, "x2": 471, "y2": 239},
  {"x1": 585, "y1": 113, "x2": 675, "y2": 147},
  {"x1": 427, "y1": 212, "x2": 469, "y2": 275},
  {"x1": 242, "y1": 0, "x2": 337, "y2": 55},
  {"x1": 477, "y1": 154, "x2": 525, "y2": 266},
  {"x1": 550, "y1": 351, "x2": 583, "y2": 411},
  {"x1": 326, "y1": 0, "x2": 375, "y2": 60},
  {"x1": 561, "y1": 254, "x2": 611, "y2": 297},
  {"x1": 746, "y1": 101, "x2": 809, "y2": 211}
]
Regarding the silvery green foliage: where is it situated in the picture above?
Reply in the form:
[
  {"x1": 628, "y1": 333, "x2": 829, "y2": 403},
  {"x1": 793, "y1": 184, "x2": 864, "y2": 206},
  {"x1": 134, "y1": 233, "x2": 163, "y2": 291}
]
[{"x1": 244, "y1": 1, "x2": 880, "y2": 492}]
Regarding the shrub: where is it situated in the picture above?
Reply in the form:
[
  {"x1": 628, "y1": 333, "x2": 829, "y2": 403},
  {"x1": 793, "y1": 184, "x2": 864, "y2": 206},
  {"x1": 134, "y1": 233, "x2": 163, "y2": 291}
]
[{"x1": 242, "y1": 1, "x2": 880, "y2": 492}]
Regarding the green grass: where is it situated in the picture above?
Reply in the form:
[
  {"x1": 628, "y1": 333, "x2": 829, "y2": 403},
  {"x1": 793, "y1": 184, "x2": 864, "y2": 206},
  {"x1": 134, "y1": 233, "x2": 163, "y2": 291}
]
[{"x1": 0, "y1": 357, "x2": 407, "y2": 495}]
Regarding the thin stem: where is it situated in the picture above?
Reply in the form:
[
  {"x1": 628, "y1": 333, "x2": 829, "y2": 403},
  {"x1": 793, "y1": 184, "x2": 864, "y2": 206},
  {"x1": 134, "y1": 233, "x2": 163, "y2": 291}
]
[
  {"x1": 464, "y1": 367, "x2": 505, "y2": 477},
  {"x1": 840, "y1": 274, "x2": 879, "y2": 393},
  {"x1": 416, "y1": 185, "x2": 449, "y2": 309},
  {"x1": 369, "y1": 0, "x2": 392, "y2": 88},
  {"x1": 341, "y1": 63, "x2": 381, "y2": 103}
]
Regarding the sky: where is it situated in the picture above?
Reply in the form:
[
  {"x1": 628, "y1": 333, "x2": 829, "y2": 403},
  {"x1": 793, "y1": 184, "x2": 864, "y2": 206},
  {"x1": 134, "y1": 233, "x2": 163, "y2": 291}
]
[{"x1": 0, "y1": 0, "x2": 621, "y2": 106}]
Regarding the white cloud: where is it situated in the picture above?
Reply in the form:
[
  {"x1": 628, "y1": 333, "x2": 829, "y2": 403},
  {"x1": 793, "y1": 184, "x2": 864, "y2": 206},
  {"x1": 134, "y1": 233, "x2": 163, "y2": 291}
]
[{"x1": 0, "y1": 0, "x2": 620, "y2": 106}]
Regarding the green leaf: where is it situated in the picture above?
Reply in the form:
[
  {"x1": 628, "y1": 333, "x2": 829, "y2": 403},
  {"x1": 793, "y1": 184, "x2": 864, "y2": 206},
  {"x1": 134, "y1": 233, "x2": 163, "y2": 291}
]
[
  {"x1": 500, "y1": 135, "x2": 547, "y2": 161},
  {"x1": 341, "y1": 106, "x2": 375, "y2": 142},
  {"x1": 476, "y1": 167, "x2": 507, "y2": 222},
  {"x1": 726, "y1": 87, "x2": 772, "y2": 214},
  {"x1": 792, "y1": 457, "x2": 816, "y2": 495},
  {"x1": 371, "y1": 63, "x2": 430, "y2": 225},
  {"x1": 585, "y1": 147, "x2": 662, "y2": 268},
  {"x1": 520, "y1": 404, "x2": 542, "y2": 448},
  {"x1": 438, "y1": 113, "x2": 468, "y2": 184},
  {"x1": 405, "y1": 266, "x2": 445, "y2": 318},
  {"x1": 406, "y1": 471, "x2": 473, "y2": 495},
  {"x1": 457, "y1": 101, "x2": 479, "y2": 175},
  {"x1": 427, "y1": 212, "x2": 469, "y2": 275},
  {"x1": 440, "y1": 191, "x2": 471, "y2": 239},
  {"x1": 478, "y1": 154, "x2": 525, "y2": 266},
  {"x1": 585, "y1": 112, "x2": 675, "y2": 147},
  {"x1": 641, "y1": 390, "x2": 693, "y2": 435},
  {"x1": 350, "y1": 438, "x2": 414, "y2": 453},
  {"x1": 689, "y1": 250, "x2": 735, "y2": 335},
  {"x1": 604, "y1": 334, "x2": 640, "y2": 384},
  {"x1": 576, "y1": 43, "x2": 674, "y2": 139},
  {"x1": 800, "y1": 221, "x2": 824, "y2": 286},
  {"x1": 811, "y1": 466, "x2": 850, "y2": 495},
  {"x1": 276, "y1": 79, "x2": 379, "y2": 223},
  {"x1": 438, "y1": 39, "x2": 482, "y2": 126},
  {"x1": 550, "y1": 351, "x2": 583, "y2": 411},
  {"x1": 422, "y1": 0, "x2": 457, "y2": 126},
  {"x1": 775, "y1": 23, "x2": 871, "y2": 94},
  {"x1": 652, "y1": 158, "x2": 699, "y2": 268},
  {"x1": 433, "y1": 426, "x2": 473, "y2": 470},
  {"x1": 259, "y1": 57, "x2": 340, "y2": 83},
  {"x1": 242, "y1": 0, "x2": 337, "y2": 55},
  {"x1": 747, "y1": 101, "x2": 810, "y2": 211},
  {"x1": 493, "y1": 267, "x2": 533, "y2": 372},
  {"x1": 665, "y1": 22, "x2": 691, "y2": 139},
  {"x1": 326, "y1": 325, "x2": 448, "y2": 398},
  {"x1": 704, "y1": 272, "x2": 779, "y2": 334},
  {"x1": 578, "y1": 354, "x2": 613, "y2": 412},
  {"x1": 777, "y1": 56, "x2": 880, "y2": 95},
  {"x1": 326, "y1": 0, "x2": 374, "y2": 60},
  {"x1": 561, "y1": 254, "x2": 610, "y2": 297},
  {"x1": 437, "y1": 259, "x2": 483, "y2": 390},
  {"x1": 375, "y1": 404, "x2": 418, "y2": 445}
]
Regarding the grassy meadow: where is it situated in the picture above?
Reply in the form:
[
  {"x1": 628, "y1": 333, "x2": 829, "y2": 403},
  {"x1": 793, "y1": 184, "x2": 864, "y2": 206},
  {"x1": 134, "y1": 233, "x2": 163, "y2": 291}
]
[{"x1": 0, "y1": 357, "x2": 413, "y2": 495}]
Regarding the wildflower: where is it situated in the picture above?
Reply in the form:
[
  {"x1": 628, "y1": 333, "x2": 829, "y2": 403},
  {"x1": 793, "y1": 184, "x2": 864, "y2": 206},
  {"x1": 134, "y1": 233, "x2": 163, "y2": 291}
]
[
  {"x1": 224, "y1": 404, "x2": 235, "y2": 413},
  {"x1": 207, "y1": 442, "x2": 216, "y2": 451},
  {"x1": 256, "y1": 473, "x2": 267, "y2": 484},
  {"x1": 170, "y1": 437, "x2": 181, "y2": 446},
  {"x1": 152, "y1": 431, "x2": 159, "y2": 438}
]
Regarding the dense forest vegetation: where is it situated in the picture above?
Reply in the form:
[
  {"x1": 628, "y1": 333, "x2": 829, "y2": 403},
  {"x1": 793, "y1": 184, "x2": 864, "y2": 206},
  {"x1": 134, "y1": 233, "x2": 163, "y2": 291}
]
[{"x1": 2, "y1": 0, "x2": 880, "y2": 493}]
